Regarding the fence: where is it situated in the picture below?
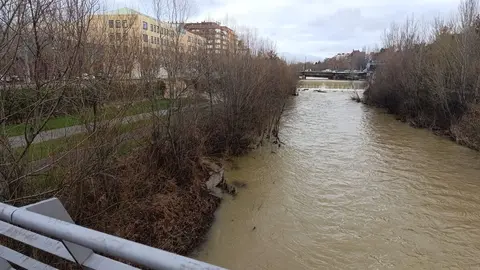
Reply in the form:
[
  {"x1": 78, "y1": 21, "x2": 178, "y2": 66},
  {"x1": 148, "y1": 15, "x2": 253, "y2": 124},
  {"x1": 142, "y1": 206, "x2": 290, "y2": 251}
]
[{"x1": 0, "y1": 198, "x2": 224, "y2": 270}]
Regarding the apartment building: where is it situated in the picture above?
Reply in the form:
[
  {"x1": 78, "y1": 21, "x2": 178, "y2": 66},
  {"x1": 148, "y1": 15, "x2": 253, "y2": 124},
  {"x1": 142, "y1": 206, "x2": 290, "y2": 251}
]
[
  {"x1": 90, "y1": 8, "x2": 206, "y2": 52},
  {"x1": 183, "y1": 22, "x2": 239, "y2": 54},
  {"x1": 89, "y1": 8, "x2": 206, "y2": 78}
]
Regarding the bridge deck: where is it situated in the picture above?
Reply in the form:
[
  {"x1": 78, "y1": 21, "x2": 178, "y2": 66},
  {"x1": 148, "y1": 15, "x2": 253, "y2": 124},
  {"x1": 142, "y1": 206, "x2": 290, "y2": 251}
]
[{"x1": 298, "y1": 71, "x2": 368, "y2": 80}]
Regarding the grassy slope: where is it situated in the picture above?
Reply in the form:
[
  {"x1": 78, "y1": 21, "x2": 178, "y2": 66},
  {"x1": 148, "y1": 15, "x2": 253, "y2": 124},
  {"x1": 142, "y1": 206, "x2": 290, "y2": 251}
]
[
  {"x1": 6, "y1": 99, "x2": 169, "y2": 137},
  {"x1": 18, "y1": 119, "x2": 151, "y2": 162}
]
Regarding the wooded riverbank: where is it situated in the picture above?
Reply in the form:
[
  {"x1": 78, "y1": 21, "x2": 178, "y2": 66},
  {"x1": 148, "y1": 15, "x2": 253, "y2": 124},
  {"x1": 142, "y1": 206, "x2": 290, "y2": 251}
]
[{"x1": 364, "y1": 0, "x2": 480, "y2": 150}]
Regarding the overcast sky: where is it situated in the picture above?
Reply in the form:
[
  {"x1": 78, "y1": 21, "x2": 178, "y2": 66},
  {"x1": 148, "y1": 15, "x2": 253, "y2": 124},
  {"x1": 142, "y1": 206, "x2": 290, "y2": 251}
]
[{"x1": 105, "y1": 0, "x2": 461, "y2": 62}]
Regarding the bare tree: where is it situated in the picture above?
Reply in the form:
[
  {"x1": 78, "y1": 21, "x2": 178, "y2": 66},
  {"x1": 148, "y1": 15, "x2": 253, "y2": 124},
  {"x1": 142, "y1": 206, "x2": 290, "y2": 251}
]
[{"x1": 0, "y1": 0, "x2": 99, "y2": 201}]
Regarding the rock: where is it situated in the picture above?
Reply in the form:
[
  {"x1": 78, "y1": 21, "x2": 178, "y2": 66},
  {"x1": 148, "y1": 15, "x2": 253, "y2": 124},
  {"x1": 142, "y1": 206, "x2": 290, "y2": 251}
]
[
  {"x1": 200, "y1": 158, "x2": 222, "y2": 172},
  {"x1": 206, "y1": 169, "x2": 224, "y2": 190},
  {"x1": 202, "y1": 158, "x2": 239, "y2": 198}
]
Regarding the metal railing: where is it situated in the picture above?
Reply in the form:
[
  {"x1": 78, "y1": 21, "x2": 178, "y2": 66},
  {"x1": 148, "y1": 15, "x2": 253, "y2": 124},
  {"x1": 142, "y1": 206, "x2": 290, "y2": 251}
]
[{"x1": 0, "y1": 198, "x2": 224, "y2": 270}]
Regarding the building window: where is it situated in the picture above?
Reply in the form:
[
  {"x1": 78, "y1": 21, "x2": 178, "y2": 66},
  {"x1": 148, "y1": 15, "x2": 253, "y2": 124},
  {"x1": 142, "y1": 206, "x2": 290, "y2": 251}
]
[
  {"x1": 151, "y1": 36, "x2": 154, "y2": 43},
  {"x1": 116, "y1": 32, "x2": 121, "y2": 41},
  {"x1": 122, "y1": 20, "x2": 128, "y2": 28},
  {"x1": 215, "y1": 39, "x2": 220, "y2": 43},
  {"x1": 188, "y1": 36, "x2": 191, "y2": 42},
  {"x1": 143, "y1": 34, "x2": 148, "y2": 42},
  {"x1": 215, "y1": 28, "x2": 221, "y2": 33},
  {"x1": 207, "y1": 45, "x2": 213, "y2": 48},
  {"x1": 143, "y1": 21, "x2": 148, "y2": 30},
  {"x1": 150, "y1": 24, "x2": 154, "y2": 31},
  {"x1": 215, "y1": 44, "x2": 221, "y2": 48},
  {"x1": 115, "y1": 20, "x2": 121, "y2": 28},
  {"x1": 108, "y1": 33, "x2": 115, "y2": 42},
  {"x1": 123, "y1": 32, "x2": 128, "y2": 40},
  {"x1": 207, "y1": 40, "x2": 213, "y2": 44},
  {"x1": 108, "y1": 20, "x2": 114, "y2": 28}
]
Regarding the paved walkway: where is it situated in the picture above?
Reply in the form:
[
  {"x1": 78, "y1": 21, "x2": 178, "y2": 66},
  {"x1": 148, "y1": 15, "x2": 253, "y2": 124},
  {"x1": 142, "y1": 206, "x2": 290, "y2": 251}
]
[{"x1": 9, "y1": 110, "x2": 167, "y2": 148}]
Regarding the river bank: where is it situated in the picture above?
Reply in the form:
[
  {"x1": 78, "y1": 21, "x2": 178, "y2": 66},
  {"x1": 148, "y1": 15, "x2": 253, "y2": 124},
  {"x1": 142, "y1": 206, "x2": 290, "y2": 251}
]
[
  {"x1": 363, "y1": 87, "x2": 480, "y2": 151},
  {"x1": 79, "y1": 151, "x2": 222, "y2": 256},
  {"x1": 74, "y1": 130, "x2": 279, "y2": 256}
]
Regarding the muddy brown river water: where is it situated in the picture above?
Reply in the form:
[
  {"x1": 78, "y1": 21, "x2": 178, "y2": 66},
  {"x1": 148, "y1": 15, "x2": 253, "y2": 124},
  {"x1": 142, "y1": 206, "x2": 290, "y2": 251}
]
[{"x1": 194, "y1": 89, "x2": 480, "y2": 269}]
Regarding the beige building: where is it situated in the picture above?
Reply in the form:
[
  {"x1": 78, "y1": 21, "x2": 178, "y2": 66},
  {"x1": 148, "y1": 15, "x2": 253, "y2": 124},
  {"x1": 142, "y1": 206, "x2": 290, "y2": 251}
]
[
  {"x1": 89, "y1": 8, "x2": 206, "y2": 78},
  {"x1": 91, "y1": 8, "x2": 206, "y2": 50}
]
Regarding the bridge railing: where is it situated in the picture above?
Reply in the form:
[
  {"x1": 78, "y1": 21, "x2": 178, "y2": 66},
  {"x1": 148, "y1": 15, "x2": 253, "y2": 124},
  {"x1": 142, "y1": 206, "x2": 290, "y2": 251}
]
[{"x1": 0, "y1": 198, "x2": 224, "y2": 270}]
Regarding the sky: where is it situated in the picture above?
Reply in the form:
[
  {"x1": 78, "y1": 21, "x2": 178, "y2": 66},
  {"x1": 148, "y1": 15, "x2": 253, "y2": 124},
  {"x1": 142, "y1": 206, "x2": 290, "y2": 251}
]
[{"x1": 105, "y1": 0, "x2": 461, "y2": 62}]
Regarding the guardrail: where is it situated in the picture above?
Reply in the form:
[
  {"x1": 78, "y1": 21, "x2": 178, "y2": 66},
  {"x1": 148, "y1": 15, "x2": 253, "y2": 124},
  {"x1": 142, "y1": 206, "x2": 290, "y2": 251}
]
[{"x1": 0, "y1": 198, "x2": 224, "y2": 270}]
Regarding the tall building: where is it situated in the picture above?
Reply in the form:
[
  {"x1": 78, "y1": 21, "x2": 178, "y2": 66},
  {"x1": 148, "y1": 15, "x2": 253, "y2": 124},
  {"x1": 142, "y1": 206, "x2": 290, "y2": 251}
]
[
  {"x1": 89, "y1": 8, "x2": 206, "y2": 78},
  {"x1": 183, "y1": 22, "x2": 239, "y2": 54},
  {"x1": 90, "y1": 8, "x2": 206, "y2": 53}
]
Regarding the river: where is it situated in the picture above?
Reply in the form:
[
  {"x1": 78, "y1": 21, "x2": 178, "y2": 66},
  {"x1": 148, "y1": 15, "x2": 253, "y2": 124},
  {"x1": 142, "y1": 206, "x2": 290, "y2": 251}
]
[{"x1": 193, "y1": 88, "x2": 480, "y2": 269}]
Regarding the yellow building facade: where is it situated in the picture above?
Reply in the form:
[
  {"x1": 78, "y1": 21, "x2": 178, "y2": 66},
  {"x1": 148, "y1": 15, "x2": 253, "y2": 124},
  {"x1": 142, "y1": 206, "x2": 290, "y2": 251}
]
[
  {"x1": 91, "y1": 8, "x2": 205, "y2": 51},
  {"x1": 89, "y1": 8, "x2": 206, "y2": 78}
]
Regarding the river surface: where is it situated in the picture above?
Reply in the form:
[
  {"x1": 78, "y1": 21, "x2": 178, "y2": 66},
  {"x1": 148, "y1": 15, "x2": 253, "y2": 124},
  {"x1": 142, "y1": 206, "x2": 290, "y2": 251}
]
[{"x1": 194, "y1": 89, "x2": 480, "y2": 269}]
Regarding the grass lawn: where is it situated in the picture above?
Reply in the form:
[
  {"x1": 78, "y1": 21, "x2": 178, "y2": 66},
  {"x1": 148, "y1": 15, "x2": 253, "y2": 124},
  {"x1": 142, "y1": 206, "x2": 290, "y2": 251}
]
[
  {"x1": 102, "y1": 99, "x2": 170, "y2": 119},
  {"x1": 6, "y1": 115, "x2": 83, "y2": 137},
  {"x1": 18, "y1": 119, "x2": 151, "y2": 162},
  {"x1": 23, "y1": 131, "x2": 149, "y2": 195},
  {"x1": 6, "y1": 99, "x2": 170, "y2": 137}
]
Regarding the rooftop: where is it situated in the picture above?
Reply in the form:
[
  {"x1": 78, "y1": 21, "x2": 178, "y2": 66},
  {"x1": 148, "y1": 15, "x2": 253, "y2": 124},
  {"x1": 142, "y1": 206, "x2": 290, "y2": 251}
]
[{"x1": 104, "y1": 7, "x2": 143, "y2": 16}]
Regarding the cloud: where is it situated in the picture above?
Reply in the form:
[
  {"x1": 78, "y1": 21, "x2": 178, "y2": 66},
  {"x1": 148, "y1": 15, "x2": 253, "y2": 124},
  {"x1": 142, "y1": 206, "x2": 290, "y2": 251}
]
[
  {"x1": 193, "y1": 0, "x2": 459, "y2": 61},
  {"x1": 103, "y1": 0, "x2": 460, "y2": 61}
]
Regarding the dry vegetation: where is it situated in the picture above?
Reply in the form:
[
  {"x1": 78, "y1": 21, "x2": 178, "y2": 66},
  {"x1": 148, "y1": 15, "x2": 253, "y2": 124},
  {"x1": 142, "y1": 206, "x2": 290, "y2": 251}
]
[
  {"x1": 364, "y1": 0, "x2": 480, "y2": 150},
  {"x1": 0, "y1": 0, "x2": 296, "y2": 261}
]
